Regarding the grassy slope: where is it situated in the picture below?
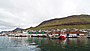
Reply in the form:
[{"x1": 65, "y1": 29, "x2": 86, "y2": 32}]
[{"x1": 27, "y1": 15, "x2": 90, "y2": 30}]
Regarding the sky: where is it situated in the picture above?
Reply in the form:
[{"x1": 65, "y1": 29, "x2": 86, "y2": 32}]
[{"x1": 0, "y1": 0, "x2": 90, "y2": 31}]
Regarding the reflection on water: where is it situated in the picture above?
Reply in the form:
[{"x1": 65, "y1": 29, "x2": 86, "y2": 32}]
[
  {"x1": 0, "y1": 36, "x2": 90, "y2": 51},
  {"x1": 0, "y1": 36, "x2": 40, "y2": 51},
  {"x1": 28, "y1": 37, "x2": 90, "y2": 51}
]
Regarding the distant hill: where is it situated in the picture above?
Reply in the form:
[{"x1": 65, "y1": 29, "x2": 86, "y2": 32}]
[
  {"x1": 13, "y1": 28, "x2": 23, "y2": 32},
  {"x1": 27, "y1": 14, "x2": 90, "y2": 30}
]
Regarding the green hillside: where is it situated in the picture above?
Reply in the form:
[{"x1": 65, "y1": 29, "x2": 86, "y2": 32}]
[{"x1": 27, "y1": 14, "x2": 90, "y2": 30}]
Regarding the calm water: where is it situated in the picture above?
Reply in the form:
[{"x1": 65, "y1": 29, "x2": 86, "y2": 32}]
[{"x1": 0, "y1": 36, "x2": 90, "y2": 51}]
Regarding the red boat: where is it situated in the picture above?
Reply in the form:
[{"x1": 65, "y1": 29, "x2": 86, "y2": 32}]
[{"x1": 59, "y1": 34, "x2": 66, "y2": 40}]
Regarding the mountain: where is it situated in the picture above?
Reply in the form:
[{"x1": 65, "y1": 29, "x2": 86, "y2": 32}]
[
  {"x1": 13, "y1": 28, "x2": 23, "y2": 32},
  {"x1": 27, "y1": 14, "x2": 90, "y2": 30}
]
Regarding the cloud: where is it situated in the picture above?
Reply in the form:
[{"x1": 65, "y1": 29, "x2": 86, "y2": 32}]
[
  {"x1": 0, "y1": 0, "x2": 90, "y2": 31},
  {"x1": 0, "y1": 20, "x2": 17, "y2": 31}
]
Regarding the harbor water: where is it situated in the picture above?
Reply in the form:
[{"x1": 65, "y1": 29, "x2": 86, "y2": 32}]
[{"x1": 0, "y1": 36, "x2": 90, "y2": 51}]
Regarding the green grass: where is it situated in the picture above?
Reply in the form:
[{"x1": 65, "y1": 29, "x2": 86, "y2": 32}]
[{"x1": 26, "y1": 15, "x2": 90, "y2": 30}]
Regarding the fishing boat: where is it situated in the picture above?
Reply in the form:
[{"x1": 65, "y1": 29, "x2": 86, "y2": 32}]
[
  {"x1": 59, "y1": 34, "x2": 66, "y2": 40},
  {"x1": 47, "y1": 34, "x2": 66, "y2": 40},
  {"x1": 47, "y1": 31, "x2": 66, "y2": 40}
]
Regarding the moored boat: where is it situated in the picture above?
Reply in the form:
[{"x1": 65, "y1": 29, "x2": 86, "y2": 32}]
[
  {"x1": 0, "y1": 34, "x2": 5, "y2": 36},
  {"x1": 59, "y1": 34, "x2": 66, "y2": 40},
  {"x1": 47, "y1": 30, "x2": 86, "y2": 39}
]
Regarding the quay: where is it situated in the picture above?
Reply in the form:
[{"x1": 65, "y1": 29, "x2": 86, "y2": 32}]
[{"x1": 0, "y1": 28, "x2": 90, "y2": 39}]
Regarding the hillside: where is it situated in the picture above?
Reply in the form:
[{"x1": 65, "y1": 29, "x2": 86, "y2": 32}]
[
  {"x1": 27, "y1": 14, "x2": 90, "y2": 30},
  {"x1": 13, "y1": 28, "x2": 23, "y2": 32}
]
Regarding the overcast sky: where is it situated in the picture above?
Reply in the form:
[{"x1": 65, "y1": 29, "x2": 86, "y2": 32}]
[{"x1": 0, "y1": 0, "x2": 90, "y2": 31}]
